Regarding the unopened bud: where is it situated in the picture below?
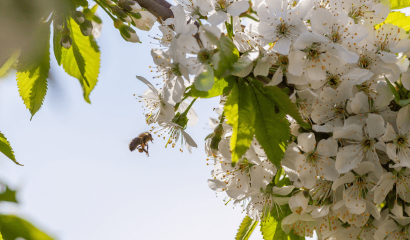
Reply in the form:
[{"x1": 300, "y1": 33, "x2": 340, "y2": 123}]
[
  {"x1": 73, "y1": 11, "x2": 85, "y2": 24},
  {"x1": 61, "y1": 27, "x2": 70, "y2": 36},
  {"x1": 119, "y1": 0, "x2": 142, "y2": 13},
  {"x1": 120, "y1": 25, "x2": 140, "y2": 43},
  {"x1": 132, "y1": 11, "x2": 156, "y2": 31},
  {"x1": 112, "y1": 6, "x2": 131, "y2": 22},
  {"x1": 60, "y1": 35, "x2": 72, "y2": 49},
  {"x1": 83, "y1": 8, "x2": 92, "y2": 18},
  {"x1": 80, "y1": 20, "x2": 93, "y2": 36},
  {"x1": 54, "y1": 15, "x2": 64, "y2": 31},
  {"x1": 114, "y1": 19, "x2": 123, "y2": 29}
]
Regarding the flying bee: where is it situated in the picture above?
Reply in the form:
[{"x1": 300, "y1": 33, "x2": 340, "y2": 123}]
[{"x1": 129, "y1": 132, "x2": 154, "y2": 156}]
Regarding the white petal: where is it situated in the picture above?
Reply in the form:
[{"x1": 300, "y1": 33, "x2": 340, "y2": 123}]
[
  {"x1": 137, "y1": 76, "x2": 158, "y2": 95},
  {"x1": 397, "y1": 105, "x2": 410, "y2": 135},
  {"x1": 181, "y1": 130, "x2": 197, "y2": 148},
  {"x1": 317, "y1": 138, "x2": 338, "y2": 157},
  {"x1": 366, "y1": 113, "x2": 385, "y2": 139},
  {"x1": 207, "y1": 11, "x2": 228, "y2": 26},
  {"x1": 273, "y1": 37, "x2": 292, "y2": 56},
  {"x1": 288, "y1": 51, "x2": 306, "y2": 76},
  {"x1": 227, "y1": 1, "x2": 249, "y2": 16},
  {"x1": 297, "y1": 133, "x2": 316, "y2": 152},
  {"x1": 335, "y1": 145, "x2": 364, "y2": 174}
]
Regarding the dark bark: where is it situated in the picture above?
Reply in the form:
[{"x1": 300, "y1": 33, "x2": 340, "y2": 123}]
[{"x1": 135, "y1": 0, "x2": 173, "y2": 20}]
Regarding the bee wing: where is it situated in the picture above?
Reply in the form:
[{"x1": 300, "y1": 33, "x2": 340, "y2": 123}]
[{"x1": 129, "y1": 137, "x2": 142, "y2": 152}]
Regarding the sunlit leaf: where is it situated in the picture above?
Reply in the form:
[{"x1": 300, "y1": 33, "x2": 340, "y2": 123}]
[
  {"x1": 16, "y1": 22, "x2": 50, "y2": 118},
  {"x1": 376, "y1": 11, "x2": 410, "y2": 30},
  {"x1": 224, "y1": 81, "x2": 255, "y2": 165},
  {"x1": 0, "y1": 50, "x2": 20, "y2": 77},
  {"x1": 260, "y1": 216, "x2": 278, "y2": 240},
  {"x1": 194, "y1": 64, "x2": 215, "y2": 91},
  {"x1": 61, "y1": 18, "x2": 100, "y2": 103},
  {"x1": 0, "y1": 132, "x2": 22, "y2": 166},
  {"x1": 214, "y1": 35, "x2": 239, "y2": 78},
  {"x1": 187, "y1": 76, "x2": 236, "y2": 98},
  {"x1": 0, "y1": 215, "x2": 53, "y2": 240},
  {"x1": 390, "y1": 0, "x2": 410, "y2": 9},
  {"x1": 236, "y1": 216, "x2": 258, "y2": 240}
]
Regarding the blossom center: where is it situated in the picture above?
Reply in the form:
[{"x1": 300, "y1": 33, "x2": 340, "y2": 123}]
[
  {"x1": 348, "y1": 6, "x2": 365, "y2": 24},
  {"x1": 197, "y1": 49, "x2": 213, "y2": 64},
  {"x1": 395, "y1": 135, "x2": 408, "y2": 149},
  {"x1": 171, "y1": 62, "x2": 182, "y2": 76},
  {"x1": 237, "y1": 158, "x2": 253, "y2": 173},
  {"x1": 306, "y1": 151, "x2": 319, "y2": 164},
  {"x1": 275, "y1": 21, "x2": 293, "y2": 38},
  {"x1": 215, "y1": 0, "x2": 228, "y2": 11},
  {"x1": 358, "y1": 56, "x2": 372, "y2": 69},
  {"x1": 332, "y1": 104, "x2": 348, "y2": 118},
  {"x1": 303, "y1": 43, "x2": 322, "y2": 61},
  {"x1": 326, "y1": 73, "x2": 341, "y2": 89},
  {"x1": 361, "y1": 138, "x2": 375, "y2": 152}
]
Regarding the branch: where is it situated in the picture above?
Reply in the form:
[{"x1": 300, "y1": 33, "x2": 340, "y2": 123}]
[{"x1": 135, "y1": 0, "x2": 174, "y2": 20}]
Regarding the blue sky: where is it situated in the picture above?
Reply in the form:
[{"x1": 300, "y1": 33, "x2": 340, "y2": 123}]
[{"x1": 0, "y1": 8, "x2": 268, "y2": 240}]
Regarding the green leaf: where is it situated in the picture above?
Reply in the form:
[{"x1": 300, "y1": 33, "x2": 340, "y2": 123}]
[
  {"x1": 0, "y1": 215, "x2": 53, "y2": 240},
  {"x1": 224, "y1": 81, "x2": 256, "y2": 165},
  {"x1": 61, "y1": 18, "x2": 100, "y2": 103},
  {"x1": 260, "y1": 216, "x2": 278, "y2": 240},
  {"x1": 0, "y1": 132, "x2": 22, "y2": 166},
  {"x1": 249, "y1": 80, "x2": 290, "y2": 168},
  {"x1": 16, "y1": 22, "x2": 50, "y2": 118},
  {"x1": 215, "y1": 35, "x2": 239, "y2": 78},
  {"x1": 16, "y1": 34, "x2": 50, "y2": 118},
  {"x1": 53, "y1": 24, "x2": 63, "y2": 66},
  {"x1": 0, "y1": 50, "x2": 20, "y2": 77},
  {"x1": 271, "y1": 204, "x2": 293, "y2": 240},
  {"x1": 390, "y1": 0, "x2": 410, "y2": 9},
  {"x1": 187, "y1": 76, "x2": 235, "y2": 98},
  {"x1": 236, "y1": 216, "x2": 258, "y2": 240},
  {"x1": 0, "y1": 183, "x2": 18, "y2": 203},
  {"x1": 72, "y1": 0, "x2": 88, "y2": 7},
  {"x1": 376, "y1": 11, "x2": 410, "y2": 30},
  {"x1": 0, "y1": 231, "x2": 3, "y2": 240},
  {"x1": 251, "y1": 79, "x2": 310, "y2": 130},
  {"x1": 194, "y1": 64, "x2": 215, "y2": 91}
]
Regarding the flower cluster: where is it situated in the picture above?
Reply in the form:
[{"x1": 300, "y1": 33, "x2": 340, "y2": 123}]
[{"x1": 137, "y1": 0, "x2": 410, "y2": 239}]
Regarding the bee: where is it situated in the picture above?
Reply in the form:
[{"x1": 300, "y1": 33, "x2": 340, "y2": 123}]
[{"x1": 129, "y1": 132, "x2": 154, "y2": 156}]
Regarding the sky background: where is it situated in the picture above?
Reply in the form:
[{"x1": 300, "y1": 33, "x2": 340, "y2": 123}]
[{"x1": 0, "y1": 5, "x2": 268, "y2": 240}]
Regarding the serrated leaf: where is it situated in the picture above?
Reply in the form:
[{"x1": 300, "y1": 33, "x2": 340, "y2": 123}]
[
  {"x1": 0, "y1": 184, "x2": 18, "y2": 203},
  {"x1": 224, "y1": 81, "x2": 255, "y2": 165},
  {"x1": 270, "y1": 204, "x2": 304, "y2": 240},
  {"x1": 187, "y1": 76, "x2": 235, "y2": 98},
  {"x1": 390, "y1": 0, "x2": 410, "y2": 9},
  {"x1": 0, "y1": 50, "x2": 20, "y2": 77},
  {"x1": 0, "y1": 215, "x2": 53, "y2": 240},
  {"x1": 260, "y1": 216, "x2": 278, "y2": 240},
  {"x1": 53, "y1": 25, "x2": 63, "y2": 65},
  {"x1": 251, "y1": 79, "x2": 310, "y2": 129},
  {"x1": 236, "y1": 216, "x2": 258, "y2": 240},
  {"x1": 194, "y1": 64, "x2": 215, "y2": 91},
  {"x1": 72, "y1": 0, "x2": 88, "y2": 7},
  {"x1": 215, "y1": 35, "x2": 239, "y2": 78},
  {"x1": 376, "y1": 11, "x2": 410, "y2": 30},
  {"x1": 61, "y1": 18, "x2": 100, "y2": 103},
  {"x1": 16, "y1": 23, "x2": 50, "y2": 118},
  {"x1": 0, "y1": 132, "x2": 22, "y2": 166},
  {"x1": 249, "y1": 81, "x2": 290, "y2": 168}
]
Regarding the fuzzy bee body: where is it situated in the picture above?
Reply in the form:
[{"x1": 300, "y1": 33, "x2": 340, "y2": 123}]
[{"x1": 129, "y1": 132, "x2": 153, "y2": 156}]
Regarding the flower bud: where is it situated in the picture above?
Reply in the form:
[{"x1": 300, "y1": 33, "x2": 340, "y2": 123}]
[
  {"x1": 120, "y1": 25, "x2": 140, "y2": 43},
  {"x1": 61, "y1": 27, "x2": 70, "y2": 36},
  {"x1": 73, "y1": 11, "x2": 85, "y2": 24},
  {"x1": 53, "y1": 15, "x2": 64, "y2": 31},
  {"x1": 119, "y1": 0, "x2": 142, "y2": 13},
  {"x1": 132, "y1": 11, "x2": 156, "y2": 31},
  {"x1": 60, "y1": 35, "x2": 72, "y2": 49},
  {"x1": 80, "y1": 20, "x2": 93, "y2": 36},
  {"x1": 112, "y1": 6, "x2": 132, "y2": 23},
  {"x1": 83, "y1": 8, "x2": 92, "y2": 18}
]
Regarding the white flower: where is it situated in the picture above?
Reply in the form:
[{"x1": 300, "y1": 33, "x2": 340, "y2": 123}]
[
  {"x1": 283, "y1": 133, "x2": 339, "y2": 189},
  {"x1": 333, "y1": 114, "x2": 386, "y2": 177},
  {"x1": 255, "y1": 0, "x2": 311, "y2": 55},
  {"x1": 310, "y1": 8, "x2": 368, "y2": 63},
  {"x1": 288, "y1": 33, "x2": 333, "y2": 81},
  {"x1": 339, "y1": 0, "x2": 389, "y2": 25},
  {"x1": 281, "y1": 204, "x2": 317, "y2": 237},
  {"x1": 380, "y1": 105, "x2": 410, "y2": 168},
  {"x1": 151, "y1": 49, "x2": 189, "y2": 104},
  {"x1": 153, "y1": 121, "x2": 197, "y2": 153},
  {"x1": 205, "y1": 0, "x2": 249, "y2": 26},
  {"x1": 372, "y1": 168, "x2": 410, "y2": 204},
  {"x1": 174, "y1": 0, "x2": 209, "y2": 19},
  {"x1": 208, "y1": 139, "x2": 276, "y2": 199},
  {"x1": 132, "y1": 11, "x2": 157, "y2": 31},
  {"x1": 137, "y1": 76, "x2": 175, "y2": 124}
]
